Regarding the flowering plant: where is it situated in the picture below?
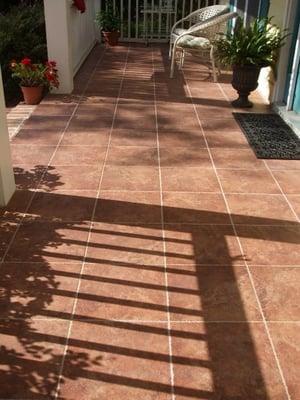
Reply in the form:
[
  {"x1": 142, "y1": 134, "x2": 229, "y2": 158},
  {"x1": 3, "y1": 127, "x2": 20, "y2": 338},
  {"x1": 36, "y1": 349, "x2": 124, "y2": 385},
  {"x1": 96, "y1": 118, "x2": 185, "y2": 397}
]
[{"x1": 11, "y1": 58, "x2": 59, "y2": 89}]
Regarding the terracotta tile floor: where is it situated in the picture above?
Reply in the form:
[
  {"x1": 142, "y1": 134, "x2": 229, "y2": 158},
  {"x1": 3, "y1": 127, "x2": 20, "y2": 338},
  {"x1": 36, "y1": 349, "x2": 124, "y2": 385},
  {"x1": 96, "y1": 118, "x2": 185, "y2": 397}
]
[{"x1": 0, "y1": 44, "x2": 299, "y2": 399}]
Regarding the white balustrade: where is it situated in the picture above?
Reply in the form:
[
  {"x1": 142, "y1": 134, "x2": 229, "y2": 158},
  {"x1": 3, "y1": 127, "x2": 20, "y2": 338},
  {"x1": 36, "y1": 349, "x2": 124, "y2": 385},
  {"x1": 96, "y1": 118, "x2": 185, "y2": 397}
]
[{"x1": 99, "y1": 0, "x2": 221, "y2": 42}]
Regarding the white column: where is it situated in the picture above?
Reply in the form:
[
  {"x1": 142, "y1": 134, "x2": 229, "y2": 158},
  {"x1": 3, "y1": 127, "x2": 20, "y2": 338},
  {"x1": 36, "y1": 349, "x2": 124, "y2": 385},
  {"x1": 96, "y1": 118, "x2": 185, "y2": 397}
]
[
  {"x1": 0, "y1": 69, "x2": 15, "y2": 206},
  {"x1": 43, "y1": 0, "x2": 74, "y2": 94}
]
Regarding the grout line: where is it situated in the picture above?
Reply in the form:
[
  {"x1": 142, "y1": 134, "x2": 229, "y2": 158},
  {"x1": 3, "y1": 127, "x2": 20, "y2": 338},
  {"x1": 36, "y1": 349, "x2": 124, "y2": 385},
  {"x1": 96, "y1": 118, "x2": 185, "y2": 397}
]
[
  {"x1": 263, "y1": 160, "x2": 300, "y2": 223},
  {"x1": 1, "y1": 317, "x2": 300, "y2": 324},
  {"x1": 152, "y1": 47, "x2": 176, "y2": 400},
  {"x1": 22, "y1": 188, "x2": 300, "y2": 195},
  {"x1": 11, "y1": 216, "x2": 300, "y2": 227},
  {"x1": 54, "y1": 46, "x2": 131, "y2": 399},
  {"x1": 1, "y1": 260, "x2": 300, "y2": 267},
  {"x1": 218, "y1": 81, "x2": 293, "y2": 399}
]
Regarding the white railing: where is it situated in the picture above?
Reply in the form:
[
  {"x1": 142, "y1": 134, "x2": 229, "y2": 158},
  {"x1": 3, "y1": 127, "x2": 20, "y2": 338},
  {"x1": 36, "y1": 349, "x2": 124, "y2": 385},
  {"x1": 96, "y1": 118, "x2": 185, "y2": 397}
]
[
  {"x1": 100, "y1": 0, "x2": 222, "y2": 42},
  {"x1": 70, "y1": 0, "x2": 99, "y2": 74}
]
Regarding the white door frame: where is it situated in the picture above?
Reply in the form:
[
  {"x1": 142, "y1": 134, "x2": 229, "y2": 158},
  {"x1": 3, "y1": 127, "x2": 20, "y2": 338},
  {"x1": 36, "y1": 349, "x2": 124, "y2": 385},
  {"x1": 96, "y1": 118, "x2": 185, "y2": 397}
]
[
  {"x1": 286, "y1": 19, "x2": 300, "y2": 110},
  {"x1": 272, "y1": 0, "x2": 298, "y2": 105}
]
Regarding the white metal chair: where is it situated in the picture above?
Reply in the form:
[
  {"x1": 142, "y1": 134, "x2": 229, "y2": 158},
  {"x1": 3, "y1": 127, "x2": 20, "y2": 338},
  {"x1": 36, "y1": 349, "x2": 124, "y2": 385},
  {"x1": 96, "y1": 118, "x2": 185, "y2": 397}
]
[{"x1": 169, "y1": 7, "x2": 237, "y2": 81}]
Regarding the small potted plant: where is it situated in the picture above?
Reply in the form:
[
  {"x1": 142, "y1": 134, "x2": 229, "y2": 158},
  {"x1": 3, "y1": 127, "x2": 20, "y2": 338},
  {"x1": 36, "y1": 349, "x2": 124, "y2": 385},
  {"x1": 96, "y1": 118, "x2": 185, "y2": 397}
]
[
  {"x1": 11, "y1": 58, "x2": 59, "y2": 105},
  {"x1": 214, "y1": 17, "x2": 286, "y2": 108},
  {"x1": 95, "y1": 1, "x2": 120, "y2": 46}
]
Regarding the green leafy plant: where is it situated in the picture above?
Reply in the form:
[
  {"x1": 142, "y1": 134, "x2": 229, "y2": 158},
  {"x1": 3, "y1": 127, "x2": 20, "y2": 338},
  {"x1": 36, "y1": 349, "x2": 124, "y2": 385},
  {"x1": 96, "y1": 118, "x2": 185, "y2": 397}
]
[
  {"x1": 95, "y1": 1, "x2": 120, "y2": 32},
  {"x1": 11, "y1": 58, "x2": 59, "y2": 89},
  {"x1": 214, "y1": 17, "x2": 287, "y2": 67}
]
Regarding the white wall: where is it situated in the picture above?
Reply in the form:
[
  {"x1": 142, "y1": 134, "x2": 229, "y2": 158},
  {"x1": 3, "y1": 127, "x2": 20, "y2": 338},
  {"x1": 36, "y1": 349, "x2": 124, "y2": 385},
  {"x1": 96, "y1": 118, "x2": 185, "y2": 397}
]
[
  {"x1": 44, "y1": 0, "x2": 99, "y2": 94},
  {"x1": 71, "y1": 0, "x2": 99, "y2": 75},
  {"x1": 0, "y1": 69, "x2": 15, "y2": 206}
]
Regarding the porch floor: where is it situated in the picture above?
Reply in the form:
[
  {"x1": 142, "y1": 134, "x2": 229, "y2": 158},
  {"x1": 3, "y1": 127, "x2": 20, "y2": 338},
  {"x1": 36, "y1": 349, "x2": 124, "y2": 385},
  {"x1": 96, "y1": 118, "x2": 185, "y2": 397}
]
[{"x1": 1, "y1": 44, "x2": 299, "y2": 399}]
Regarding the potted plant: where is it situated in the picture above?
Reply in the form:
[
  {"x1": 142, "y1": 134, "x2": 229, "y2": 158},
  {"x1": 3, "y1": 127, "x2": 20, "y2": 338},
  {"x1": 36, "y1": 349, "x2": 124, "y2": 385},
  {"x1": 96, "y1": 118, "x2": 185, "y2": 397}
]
[
  {"x1": 95, "y1": 2, "x2": 120, "y2": 46},
  {"x1": 214, "y1": 17, "x2": 286, "y2": 108},
  {"x1": 11, "y1": 58, "x2": 59, "y2": 105}
]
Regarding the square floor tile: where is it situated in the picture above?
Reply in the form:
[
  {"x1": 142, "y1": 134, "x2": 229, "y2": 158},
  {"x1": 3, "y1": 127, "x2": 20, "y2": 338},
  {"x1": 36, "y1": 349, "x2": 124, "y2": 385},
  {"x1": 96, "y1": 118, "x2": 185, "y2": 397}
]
[
  {"x1": 286, "y1": 195, "x2": 300, "y2": 218},
  {"x1": 265, "y1": 159, "x2": 300, "y2": 170},
  {"x1": 11, "y1": 145, "x2": 55, "y2": 165},
  {"x1": 163, "y1": 192, "x2": 229, "y2": 224},
  {"x1": 164, "y1": 224, "x2": 243, "y2": 265},
  {"x1": 75, "y1": 104, "x2": 116, "y2": 119},
  {"x1": 268, "y1": 323, "x2": 300, "y2": 399},
  {"x1": 38, "y1": 166, "x2": 101, "y2": 191},
  {"x1": 65, "y1": 115, "x2": 112, "y2": 131},
  {"x1": 218, "y1": 169, "x2": 280, "y2": 194},
  {"x1": 161, "y1": 168, "x2": 220, "y2": 192},
  {"x1": 111, "y1": 129, "x2": 157, "y2": 147},
  {"x1": 51, "y1": 146, "x2": 107, "y2": 166},
  {"x1": 32, "y1": 103, "x2": 76, "y2": 117},
  {"x1": 236, "y1": 225, "x2": 300, "y2": 265},
  {"x1": 101, "y1": 166, "x2": 160, "y2": 191},
  {"x1": 95, "y1": 191, "x2": 161, "y2": 224},
  {"x1": 250, "y1": 266, "x2": 300, "y2": 321},
  {"x1": 211, "y1": 148, "x2": 265, "y2": 169},
  {"x1": 22, "y1": 115, "x2": 69, "y2": 131},
  {"x1": 0, "y1": 319, "x2": 68, "y2": 399},
  {"x1": 87, "y1": 223, "x2": 164, "y2": 266},
  {"x1": 158, "y1": 130, "x2": 206, "y2": 148},
  {"x1": 272, "y1": 170, "x2": 300, "y2": 194},
  {"x1": 76, "y1": 262, "x2": 166, "y2": 320},
  {"x1": 58, "y1": 321, "x2": 171, "y2": 400},
  {"x1": 201, "y1": 118, "x2": 241, "y2": 133},
  {"x1": 160, "y1": 147, "x2": 212, "y2": 168},
  {"x1": 170, "y1": 322, "x2": 287, "y2": 399},
  {"x1": 5, "y1": 221, "x2": 90, "y2": 263},
  {"x1": 107, "y1": 146, "x2": 158, "y2": 166},
  {"x1": 0, "y1": 262, "x2": 82, "y2": 319},
  {"x1": 167, "y1": 265, "x2": 260, "y2": 321},
  {"x1": 114, "y1": 115, "x2": 156, "y2": 130},
  {"x1": 13, "y1": 128, "x2": 62, "y2": 146},
  {"x1": 205, "y1": 130, "x2": 250, "y2": 148},
  {"x1": 27, "y1": 190, "x2": 97, "y2": 222},
  {"x1": 226, "y1": 194, "x2": 298, "y2": 225},
  {"x1": 61, "y1": 130, "x2": 110, "y2": 146}
]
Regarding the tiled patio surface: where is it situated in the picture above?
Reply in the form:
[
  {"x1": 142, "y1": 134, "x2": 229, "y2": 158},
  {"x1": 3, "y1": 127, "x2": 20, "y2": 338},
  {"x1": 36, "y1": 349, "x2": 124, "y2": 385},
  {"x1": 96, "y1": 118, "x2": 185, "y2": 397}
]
[{"x1": 0, "y1": 44, "x2": 300, "y2": 399}]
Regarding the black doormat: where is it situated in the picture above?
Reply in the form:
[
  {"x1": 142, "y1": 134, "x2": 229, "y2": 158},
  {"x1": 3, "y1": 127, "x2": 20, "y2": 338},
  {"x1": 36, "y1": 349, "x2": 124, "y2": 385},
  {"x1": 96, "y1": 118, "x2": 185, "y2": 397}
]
[{"x1": 233, "y1": 113, "x2": 300, "y2": 159}]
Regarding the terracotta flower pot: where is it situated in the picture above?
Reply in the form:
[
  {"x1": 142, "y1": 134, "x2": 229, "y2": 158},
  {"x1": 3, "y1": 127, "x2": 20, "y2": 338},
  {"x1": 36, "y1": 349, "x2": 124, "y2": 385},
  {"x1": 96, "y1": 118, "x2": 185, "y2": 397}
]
[
  {"x1": 102, "y1": 31, "x2": 120, "y2": 46},
  {"x1": 231, "y1": 65, "x2": 261, "y2": 108},
  {"x1": 21, "y1": 86, "x2": 44, "y2": 105}
]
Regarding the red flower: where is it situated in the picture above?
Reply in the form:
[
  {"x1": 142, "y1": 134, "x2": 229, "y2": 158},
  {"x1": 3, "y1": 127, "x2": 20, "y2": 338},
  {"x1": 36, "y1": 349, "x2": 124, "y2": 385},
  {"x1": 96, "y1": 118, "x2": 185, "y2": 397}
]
[
  {"x1": 46, "y1": 60, "x2": 57, "y2": 68},
  {"x1": 21, "y1": 58, "x2": 31, "y2": 66},
  {"x1": 73, "y1": 0, "x2": 86, "y2": 13}
]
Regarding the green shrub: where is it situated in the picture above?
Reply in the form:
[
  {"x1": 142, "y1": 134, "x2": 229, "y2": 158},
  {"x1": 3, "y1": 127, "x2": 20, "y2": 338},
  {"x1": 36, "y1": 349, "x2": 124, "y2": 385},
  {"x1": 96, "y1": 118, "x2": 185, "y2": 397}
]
[
  {"x1": 214, "y1": 17, "x2": 287, "y2": 68},
  {"x1": 0, "y1": 1, "x2": 47, "y2": 103}
]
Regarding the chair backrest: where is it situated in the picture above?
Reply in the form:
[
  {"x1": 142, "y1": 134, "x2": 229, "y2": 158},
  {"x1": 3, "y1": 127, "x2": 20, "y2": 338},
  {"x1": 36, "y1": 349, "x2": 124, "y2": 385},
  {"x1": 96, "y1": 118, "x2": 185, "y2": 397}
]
[
  {"x1": 187, "y1": 11, "x2": 238, "y2": 40},
  {"x1": 190, "y1": 5, "x2": 229, "y2": 24}
]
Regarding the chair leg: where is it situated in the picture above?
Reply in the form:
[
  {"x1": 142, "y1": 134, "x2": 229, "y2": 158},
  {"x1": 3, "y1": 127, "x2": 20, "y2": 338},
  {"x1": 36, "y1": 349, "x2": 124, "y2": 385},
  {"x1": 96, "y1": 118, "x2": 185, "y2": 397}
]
[
  {"x1": 179, "y1": 50, "x2": 185, "y2": 69},
  {"x1": 168, "y1": 41, "x2": 173, "y2": 59},
  {"x1": 170, "y1": 46, "x2": 177, "y2": 78},
  {"x1": 210, "y1": 48, "x2": 217, "y2": 83},
  {"x1": 217, "y1": 60, "x2": 221, "y2": 76}
]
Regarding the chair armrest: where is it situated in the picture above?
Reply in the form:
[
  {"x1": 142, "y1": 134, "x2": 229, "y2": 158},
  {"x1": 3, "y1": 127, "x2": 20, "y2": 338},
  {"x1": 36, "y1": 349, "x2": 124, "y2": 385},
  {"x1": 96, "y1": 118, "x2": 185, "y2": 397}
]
[{"x1": 170, "y1": 14, "x2": 193, "y2": 35}]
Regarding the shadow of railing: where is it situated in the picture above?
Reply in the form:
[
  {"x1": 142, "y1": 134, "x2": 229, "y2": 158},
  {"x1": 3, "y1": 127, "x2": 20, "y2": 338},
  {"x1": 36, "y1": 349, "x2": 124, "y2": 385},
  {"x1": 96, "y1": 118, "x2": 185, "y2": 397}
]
[{"x1": 0, "y1": 188, "x2": 297, "y2": 398}]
